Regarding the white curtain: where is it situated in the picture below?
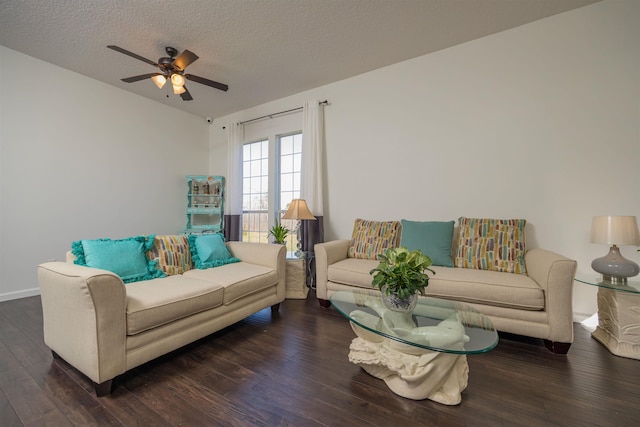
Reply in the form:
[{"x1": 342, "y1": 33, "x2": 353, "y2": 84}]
[
  {"x1": 301, "y1": 100, "x2": 324, "y2": 215},
  {"x1": 224, "y1": 123, "x2": 244, "y2": 240},
  {"x1": 300, "y1": 100, "x2": 325, "y2": 252}
]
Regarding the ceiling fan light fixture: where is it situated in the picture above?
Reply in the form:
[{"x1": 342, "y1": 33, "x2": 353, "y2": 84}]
[
  {"x1": 171, "y1": 73, "x2": 185, "y2": 87},
  {"x1": 151, "y1": 75, "x2": 166, "y2": 88},
  {"x1": 108, "y1": 45, "x2": 228, "y2": 101}
]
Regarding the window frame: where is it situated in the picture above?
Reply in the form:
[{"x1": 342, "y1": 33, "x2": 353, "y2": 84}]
[
  {"x1": 241, "y1": 139, "x2": 269, "y2": 244},
  {"x1": 240, "y1": 125, "x2": 303, "y2": 248}
]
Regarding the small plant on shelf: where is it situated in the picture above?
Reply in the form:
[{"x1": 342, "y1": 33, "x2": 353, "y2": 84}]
[{"x1": 268, "y1": 220, "x2": 289, "y2": 245}]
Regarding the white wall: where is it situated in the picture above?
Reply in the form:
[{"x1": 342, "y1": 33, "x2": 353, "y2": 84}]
[
  {"x1": 0, "y1": 46, "x2": 209, "y2": 301},
  {"x1": 210, "y1": 0, "x2": 640, "y2": 319}
]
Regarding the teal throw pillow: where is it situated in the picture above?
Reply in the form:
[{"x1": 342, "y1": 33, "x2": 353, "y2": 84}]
[
  {"x1": 188, "y1": 233, "x2": 240, "y2": 269},
  {"x1": 71, "y1": 235, "x2": 165, "y2": 283},
  {"x1": 400, "y1": 220, "x2": 455, "y2": 267}
]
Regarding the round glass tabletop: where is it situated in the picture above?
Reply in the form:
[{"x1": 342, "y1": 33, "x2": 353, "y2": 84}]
[{"x1": 330, "y1": 289, "x2": 498, "y2": 354}]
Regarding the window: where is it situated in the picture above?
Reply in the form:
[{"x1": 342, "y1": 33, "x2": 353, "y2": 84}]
[
  {"x1": 278, "y1": 133, "x2": 302, "y2": 252},
  {"x1": 242, "y1": 140, "x2": 269, "y2": 243},
  {"x1": 241, "y1": 132, "x2": 302, "y2": 251}
]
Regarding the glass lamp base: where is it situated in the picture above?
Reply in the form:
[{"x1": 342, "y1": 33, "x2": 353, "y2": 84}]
[
  {"x1": 591, "y1": 245, "x2": 639, "y2": 284},
  {"x1": 295, "y1": 220, "x2": 303, "y2": 258}
]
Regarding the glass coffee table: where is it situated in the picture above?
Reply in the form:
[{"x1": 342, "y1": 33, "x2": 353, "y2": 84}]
[
  {"x1": 330, "y1": 289, "x2": 498, "y2": 405},
  {"x1": 575, "y1": 276, "x2": 640, "y2": 360}
]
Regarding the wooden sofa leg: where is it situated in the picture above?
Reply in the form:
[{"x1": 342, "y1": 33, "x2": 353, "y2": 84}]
[
  {"x1": 318, "y1": 298, "x2": 330, "y2": 308},
  {"x1": 94, "y1": 379, "x2": 114, "y2": 397},
  {"x1": 52, "y1": 351, "x2": 114, "y2": 396},
  {"x1": 544, "y1": 340, "x2": 571, "y2": 355},
  {"x1": 271, "y1": 303, "x2": 280, "y2": 313}
]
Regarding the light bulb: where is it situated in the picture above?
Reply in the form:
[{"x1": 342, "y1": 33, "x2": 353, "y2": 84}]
[
  {"x1": 171, "y1": 73, "x2": 185, "y2": 87},
  {"x1": 151, "y1": 75, "x2": 166, "y2": 88},
  {"x1": 173, "y1": 85, "x2": 186, "y2": 95}
]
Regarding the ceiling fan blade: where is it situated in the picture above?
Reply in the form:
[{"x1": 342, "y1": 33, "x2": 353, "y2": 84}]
[
  {"x1": 107, "y1": 45, "x2": 158, "y2": 67},
  {"x1": 185, "y1": 74, "x2": 229, "y2": 92},
  {"x1": 121, "y1": 73, "x2": 161, "y2": 83},
  {"x1": 174, "y1": 50, "x2": 199, "y2": 71},
  {"x1": 180, "y1": 86, "x2": 194, "y2": 101}
]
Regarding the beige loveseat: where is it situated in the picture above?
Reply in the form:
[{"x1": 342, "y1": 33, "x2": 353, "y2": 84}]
[
  {"x1": 38, "y1": 241, "x2": 285, "y2": 396},
  {"x1": 315, "y1": 239, "x2": 577, "y2": 354}
]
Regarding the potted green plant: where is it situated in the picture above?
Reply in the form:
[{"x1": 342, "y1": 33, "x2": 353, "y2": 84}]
[
  {"x1": 370, "y1": 246, "x2": 436, "y2": 312},
  {"x1": 268, "y1": 220, "x2": 289, "y2": 245}
]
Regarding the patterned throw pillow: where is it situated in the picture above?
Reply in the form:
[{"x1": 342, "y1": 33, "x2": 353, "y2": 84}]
[
  {"x1": 348, "y1": 218, "x2": 402, "y2": 260},
  {"x1": 454, "y1": 217, "x2": 527, "y2": 274},
  {"x1": 147, "y1": 235, "x2": 193, "y2": 275}
]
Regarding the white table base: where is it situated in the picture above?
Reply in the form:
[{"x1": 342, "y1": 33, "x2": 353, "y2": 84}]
[
  {"x1": 593, "y1": 288, "x2": 640, "y2": 360},
  {"x1": 285, "y1": 258, "x2": 309, "y2": 299},
  {"x1": 348, "y1": 336, "x2": 469, "y2": 405}
]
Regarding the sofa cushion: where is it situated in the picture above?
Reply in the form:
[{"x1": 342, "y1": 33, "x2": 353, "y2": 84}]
[
  {"x1": 71, "y1": 235, "x2": 165, "y2": 283},
  {"x1": 348, "y1": 218, "x2": 401, "y2": 260},
  {"x1": 454, "y1": 217, "x2": 527, "y2": 274},
  {"x1": 328, "y1": 258, "x2": 543, "y2": 311},
  {"x1": 147, "y1": 235, "x2": 193, "y2": 275},
  {"x1": 183, "y1": 262, "x2": 278, "y2": 304},
  {"x1": 426, "y1": 266, "x2": 543, "y2": 310},
  {"x1": 400, "y1": 219, "x2": 455, "y2": 267},
  {"x1": 188, "y1": 233, "x2": 241, "y2": 269},
  {"x1": 125, "y1": 275, "x2": 224, "y2": 335},
  {"x1": 328, "y1": 258, "x2": 379, "y2": 289}
]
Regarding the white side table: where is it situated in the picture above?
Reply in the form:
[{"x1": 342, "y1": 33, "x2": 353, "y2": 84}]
[
  {"x1": 285, "y1": 252, "x2": 312, "y2": 299},
  {"x1": 576, "y1": 277, "x2": 640, "y2": 360}
]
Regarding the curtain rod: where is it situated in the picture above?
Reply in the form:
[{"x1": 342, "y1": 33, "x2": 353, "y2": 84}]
[{"x1": 222, "y1": 100, "x2": 328, "y2": 129}]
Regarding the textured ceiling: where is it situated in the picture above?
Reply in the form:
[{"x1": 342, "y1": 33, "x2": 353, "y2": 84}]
[{"x1": 0, "y1": 0, "x2": 600, "y2": 119}]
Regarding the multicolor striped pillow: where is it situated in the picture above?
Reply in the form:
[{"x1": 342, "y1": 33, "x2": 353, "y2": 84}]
[
  {"x1": 147, "y1": 235, "x2": 193, "y2": 276},
  {"x1": 454, "y1": 217, "x2": 527, "y2": 274},
  {"x1": 348, "y1": 218, "x2": 401, "y2": 260}
]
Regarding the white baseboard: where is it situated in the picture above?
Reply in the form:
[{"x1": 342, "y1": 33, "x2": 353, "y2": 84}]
[
  {"x1": 578, "y1": 313, "x2": 598, "y2": 332},
  {"x1": 0, "y1": 287, "x2": 40, "y2": 302},
  {"x1": 572, "y1": 312, "x2": 594, "y2": 323}
]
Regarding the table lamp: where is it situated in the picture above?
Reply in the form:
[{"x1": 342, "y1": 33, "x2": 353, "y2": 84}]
[
  {"x1": 282, "y1": 199, "x2": 316, "y2": 257},
  {"x1": 590, "y1": 215, "x2": 640, "y2": 284}
]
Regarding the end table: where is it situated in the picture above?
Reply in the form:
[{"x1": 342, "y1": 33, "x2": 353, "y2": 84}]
[
  {"x1": 576, "y1": 276, "x2": 640, "y2": 360},
  {"x1": 285, "y1": 251, "x2": 314, "y2": 299}
]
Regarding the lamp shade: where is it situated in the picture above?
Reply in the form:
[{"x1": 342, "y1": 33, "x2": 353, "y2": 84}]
[
  {"x1": 171, "y1": 73, "x2": 185, "y2": 87},
  {"x1": 281, "y1": 199, "x2": 316, "y2": 220},
  {"x1": 151, "y1": 74, "x2": 166, "y2": 88},
  {"x1": 590, "y1": 216, "x2": 640, "y2": 245},
  {"x1": 173, "y1": 85, "x2": 186, "y2": 95}
]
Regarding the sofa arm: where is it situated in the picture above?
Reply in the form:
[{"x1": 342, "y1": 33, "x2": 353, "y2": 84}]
[
  {"x1": 314, "y1": 239, "x2": 350, "y2": 301},
  {"x1": 226, "y1": 242, "x2": 287, "y2": 300},
  {"x1": 226, "y1": 241, "x2": 284, "y2": 269},
  {"x1": 37, "y1": 262, "x2": 127, "y2": 386},
  {"x1": 525, "y1": 248, "x2": 577, "y2": 344}
]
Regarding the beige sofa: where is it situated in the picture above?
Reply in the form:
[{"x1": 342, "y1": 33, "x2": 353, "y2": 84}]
[
  {"x1": 37, "y1": 241, "x2": 285, "y2": 396},
  {"x1": 315, "y1": 239, "x2": 577, "y2": 354}
]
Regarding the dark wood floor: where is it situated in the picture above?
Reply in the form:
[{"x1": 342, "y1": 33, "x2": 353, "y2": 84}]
[{"x1": 1, "y1": 292, "x2": 639, "y2": 427}]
